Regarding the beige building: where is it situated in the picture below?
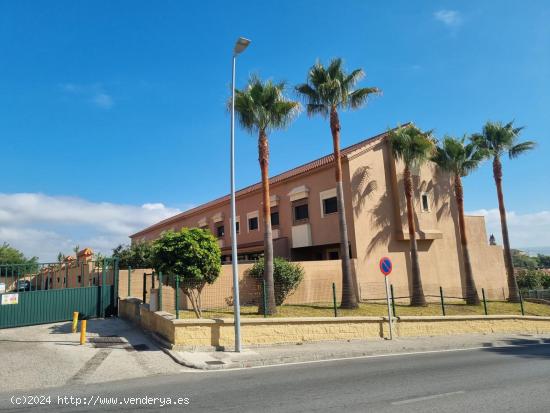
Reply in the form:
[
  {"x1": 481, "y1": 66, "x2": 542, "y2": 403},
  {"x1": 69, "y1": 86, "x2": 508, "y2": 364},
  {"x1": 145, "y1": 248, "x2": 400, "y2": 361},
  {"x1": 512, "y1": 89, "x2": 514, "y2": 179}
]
[{"x1": 131, "y1": 127, "x2": 508, "y2": 299}]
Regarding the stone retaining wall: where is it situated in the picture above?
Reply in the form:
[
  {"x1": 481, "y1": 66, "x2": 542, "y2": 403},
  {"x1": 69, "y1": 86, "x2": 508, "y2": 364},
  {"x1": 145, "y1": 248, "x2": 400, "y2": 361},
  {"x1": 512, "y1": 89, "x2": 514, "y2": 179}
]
[{"x1": 119, "y1": 298, "x2": 550, "y2": 350}]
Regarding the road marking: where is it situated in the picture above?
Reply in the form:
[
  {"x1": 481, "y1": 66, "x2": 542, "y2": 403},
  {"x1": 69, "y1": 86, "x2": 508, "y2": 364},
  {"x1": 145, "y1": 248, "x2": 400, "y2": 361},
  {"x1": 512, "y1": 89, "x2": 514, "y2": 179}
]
[
  {"x1": 184, "y1": 341, "x2": 550, "y2": 373},
  {"x1": 391, "y1": 391, "x2": 465, "y2": 405}
]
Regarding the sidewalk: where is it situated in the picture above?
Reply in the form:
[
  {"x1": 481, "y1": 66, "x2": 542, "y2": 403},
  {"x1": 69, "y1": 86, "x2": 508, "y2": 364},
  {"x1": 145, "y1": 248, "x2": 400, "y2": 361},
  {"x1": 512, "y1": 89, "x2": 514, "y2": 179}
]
[{"x1": 165, "y1": 333, "x2": 550, "y2": 370}]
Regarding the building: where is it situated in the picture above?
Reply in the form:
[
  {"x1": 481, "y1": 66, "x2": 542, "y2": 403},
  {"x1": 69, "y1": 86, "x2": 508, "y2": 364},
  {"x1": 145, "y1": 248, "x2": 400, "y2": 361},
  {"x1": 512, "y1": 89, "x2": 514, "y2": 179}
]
[{"x1": 130, "y1": 127, "x2": 508, "y2": 298}]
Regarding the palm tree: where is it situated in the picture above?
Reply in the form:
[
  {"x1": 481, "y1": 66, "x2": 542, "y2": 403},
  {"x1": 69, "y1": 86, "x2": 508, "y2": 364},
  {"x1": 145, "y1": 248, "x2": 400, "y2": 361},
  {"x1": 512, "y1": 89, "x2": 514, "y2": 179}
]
[
  {"x1": 471, "y1": 121, "x2": 536, "y2": 302},
  {"x1": 432, "y1": 136, "x2": 486, "y2": 305},
  {"x1": 234, "y1": 75, "x2": 300, "y2": 315},
  {"x1": 388, "y1": 124, "x2": 435, "y2": 306},
  {"x1": 296, "y1": 58, "x2": 380, "y2": 309}
]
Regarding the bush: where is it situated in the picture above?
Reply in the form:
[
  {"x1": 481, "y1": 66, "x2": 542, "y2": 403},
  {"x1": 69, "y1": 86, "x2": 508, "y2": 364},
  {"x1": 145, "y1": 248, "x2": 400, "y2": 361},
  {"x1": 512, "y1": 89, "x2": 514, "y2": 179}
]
[
  {"x1": 516, "y1": 268, "x2": 549, "y2": 291},
  {"x1": 248, "y1": 257, "x2": 304, "y2": 305},
  {"x1": 112, "y1": 242, "x2": 154, "y2": 269},
  {"x1": 151, "y1": 228, "x2": 221, "y2": 318}
]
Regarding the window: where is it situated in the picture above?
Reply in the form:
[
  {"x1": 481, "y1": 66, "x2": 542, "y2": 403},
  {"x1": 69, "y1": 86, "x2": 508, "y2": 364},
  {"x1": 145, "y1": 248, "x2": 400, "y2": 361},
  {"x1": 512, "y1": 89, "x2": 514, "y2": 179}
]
[
  {"x1": 322, "y1": 197, "x2": 338, "y2": 215},
  {"x1": 271, "y1": 208, "x2": 279, "y2": 227},
  {"x1": 327, "y1": 250, "x2": 339, "y2": 260},
  {"x1": 293, "y1": 199, "x2": 309, "y2": 224},
  {"x1": 248, "y1": 216, "x2": 259, "y2": 231},
  {"x1": 235, "y1": 221, "x2": 240, "y2": 234},
  {"x1": 216, "y1": 224, "x2": 225, "y2": 238},
  {"x1": 421, "y1": 193, "x2": 430, "y2": 212}
]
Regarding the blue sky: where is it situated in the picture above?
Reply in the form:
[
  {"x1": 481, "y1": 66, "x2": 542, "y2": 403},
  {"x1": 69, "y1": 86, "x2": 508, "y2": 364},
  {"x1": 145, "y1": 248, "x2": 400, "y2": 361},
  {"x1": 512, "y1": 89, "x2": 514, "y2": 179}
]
[{"x1": 0, "y1": 0, "x2": 548, "y2": 260}]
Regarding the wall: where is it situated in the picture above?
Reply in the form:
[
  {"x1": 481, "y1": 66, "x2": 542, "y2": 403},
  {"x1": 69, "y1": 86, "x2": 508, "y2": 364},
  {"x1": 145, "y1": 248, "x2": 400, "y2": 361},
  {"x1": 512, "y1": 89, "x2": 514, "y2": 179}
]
[
  {"x1": 118, "y1": 298, "x2": 550, "y2": 349},
  {"x1": 347, "y1": 138, "x2": 508, "y2": 301}
]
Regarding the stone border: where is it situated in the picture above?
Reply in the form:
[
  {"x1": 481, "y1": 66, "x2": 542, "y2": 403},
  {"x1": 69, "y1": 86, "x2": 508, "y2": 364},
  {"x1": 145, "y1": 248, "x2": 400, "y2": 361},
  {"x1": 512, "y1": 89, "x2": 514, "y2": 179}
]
[{"x1": 119, "y1": 298, "x2": 550, "y2": 350}]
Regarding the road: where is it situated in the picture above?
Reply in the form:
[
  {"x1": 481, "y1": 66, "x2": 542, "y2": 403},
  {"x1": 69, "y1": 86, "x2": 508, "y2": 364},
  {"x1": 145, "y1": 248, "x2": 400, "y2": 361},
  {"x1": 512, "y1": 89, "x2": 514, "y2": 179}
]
[{"x1": 0, "y1": 340, "x2": 549, "y2": 412}]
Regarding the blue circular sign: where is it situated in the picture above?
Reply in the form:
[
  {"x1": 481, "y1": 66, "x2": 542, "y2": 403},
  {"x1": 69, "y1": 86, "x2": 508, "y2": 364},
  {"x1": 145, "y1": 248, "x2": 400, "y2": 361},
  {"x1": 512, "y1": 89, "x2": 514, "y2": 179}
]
[{"x1": 379, "y1": 257, "x2": 392, "y2": 276}]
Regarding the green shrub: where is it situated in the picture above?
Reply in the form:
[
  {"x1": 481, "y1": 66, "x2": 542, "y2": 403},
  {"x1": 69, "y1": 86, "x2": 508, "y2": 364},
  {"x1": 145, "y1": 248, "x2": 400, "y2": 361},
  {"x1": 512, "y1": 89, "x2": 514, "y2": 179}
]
[
  {"x1": 516, "y1": 268, "x2": 549, "y2": 291},
  {"x1": 151, "y1": 228, "x2": 221, "y2": 318},
  {"x1": 248, "y1": 257, "x2": 304, "y2": 305}
]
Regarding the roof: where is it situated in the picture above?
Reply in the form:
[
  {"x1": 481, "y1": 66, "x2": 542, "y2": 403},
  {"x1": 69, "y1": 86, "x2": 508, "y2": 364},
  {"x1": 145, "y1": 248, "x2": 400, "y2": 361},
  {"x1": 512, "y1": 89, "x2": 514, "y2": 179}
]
[{"x1": 130, "y1": 126, "x2": 403, "y2": 238}]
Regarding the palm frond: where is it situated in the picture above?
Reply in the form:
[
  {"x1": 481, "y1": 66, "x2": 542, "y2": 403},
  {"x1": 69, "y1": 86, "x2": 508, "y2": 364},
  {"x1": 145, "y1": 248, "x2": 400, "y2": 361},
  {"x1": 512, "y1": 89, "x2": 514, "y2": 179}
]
[
  {"x1": 509, "y1": 140, "x2": 536, "y2": 159},
  {"x1": 388, "y1": 124, "x2": 435, "y2": 168},
  {"x1": 348, "y1": 87, "x2": 381, "y2": 109},
  {"x1": 233, "y1": 74, "x2": 301, "y2": 134},
  {"x1": 296, "y1": 58, "x2": 380, "y2": 114}
]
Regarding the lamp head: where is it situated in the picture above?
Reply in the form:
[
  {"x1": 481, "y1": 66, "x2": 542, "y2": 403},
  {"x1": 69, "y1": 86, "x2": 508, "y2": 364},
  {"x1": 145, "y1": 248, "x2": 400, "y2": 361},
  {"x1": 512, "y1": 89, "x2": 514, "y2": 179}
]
[{"x1": 234, "y1": 37, "x2": 251, "y2": 55}]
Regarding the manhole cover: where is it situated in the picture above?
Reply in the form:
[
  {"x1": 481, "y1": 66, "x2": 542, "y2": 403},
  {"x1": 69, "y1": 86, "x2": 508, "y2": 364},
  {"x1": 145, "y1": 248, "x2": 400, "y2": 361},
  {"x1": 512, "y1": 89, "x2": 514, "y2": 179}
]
[{"x1": 205, "y1": 360, "x2": 225, "y2": 365}]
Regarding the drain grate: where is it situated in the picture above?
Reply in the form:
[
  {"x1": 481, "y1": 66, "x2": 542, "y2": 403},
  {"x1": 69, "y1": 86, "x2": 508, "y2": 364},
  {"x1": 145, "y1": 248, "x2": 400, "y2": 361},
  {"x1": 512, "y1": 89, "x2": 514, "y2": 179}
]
[
  {"x1": 89, "y1": 337, "x2": 126, "y2": 344},
  {"x1": 130, "y1": 344, "x2": 150, "y2": 352}
]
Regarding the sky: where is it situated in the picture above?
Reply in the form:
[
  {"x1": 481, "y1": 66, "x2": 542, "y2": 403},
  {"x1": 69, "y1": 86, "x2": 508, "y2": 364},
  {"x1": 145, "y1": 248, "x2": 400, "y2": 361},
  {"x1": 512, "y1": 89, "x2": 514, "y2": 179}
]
[{"x1": 0, "y1": 0, "x2": 548, "y2": 261}]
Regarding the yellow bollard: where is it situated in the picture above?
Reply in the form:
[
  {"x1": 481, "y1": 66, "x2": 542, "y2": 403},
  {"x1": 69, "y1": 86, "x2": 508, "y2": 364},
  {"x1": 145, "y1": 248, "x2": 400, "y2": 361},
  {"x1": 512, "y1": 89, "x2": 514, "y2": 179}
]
[
  {"x1": 72, "y1": 312, "x2": 79, "y2": 333},
  {"x1": 80, "y1": 319, "x2": 87, "y2": 345}
]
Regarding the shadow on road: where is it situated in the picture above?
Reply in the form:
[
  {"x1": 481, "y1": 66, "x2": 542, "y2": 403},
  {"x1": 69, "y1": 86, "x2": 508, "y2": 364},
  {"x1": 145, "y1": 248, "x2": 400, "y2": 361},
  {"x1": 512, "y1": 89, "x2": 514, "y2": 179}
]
[{"x1": 482, "y1": 337, "x2": 550, "y2": 359}]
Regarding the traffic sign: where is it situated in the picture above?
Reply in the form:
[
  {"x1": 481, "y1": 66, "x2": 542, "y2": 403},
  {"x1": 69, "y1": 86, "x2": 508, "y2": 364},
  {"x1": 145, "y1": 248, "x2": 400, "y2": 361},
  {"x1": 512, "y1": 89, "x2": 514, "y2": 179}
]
[{"x1": 379, "y1": 257, "x2": 392, "y2": 276}]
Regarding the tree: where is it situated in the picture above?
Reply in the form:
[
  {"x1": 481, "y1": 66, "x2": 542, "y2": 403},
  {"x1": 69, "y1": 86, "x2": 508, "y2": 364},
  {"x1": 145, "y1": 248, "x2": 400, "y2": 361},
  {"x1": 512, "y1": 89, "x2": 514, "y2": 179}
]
[
  {"x1": 537, "y1": 254, "x2": 550, "y2": 269},
  {"x1": 0, "y1": 243, "x2": 38, "y2": 266},
  {"x1": 248, "y1": 257, "x2": 304, "y2": 306},
  {"x1": 296, "y1": 58, "x2": 380, "y2": 309},
  {"x1": 472, "y1": 121, "x2": 536, "y2": 302},
  {"x1": 151, "y1": 228, "x2": 221, "y2": 318},
  {"x1": 511, "y1": 249, "x2": 539, "y2": 269},
  {"x1": 388, "y1": 124, "x2": 435, "y2": 306},
  {"x1": 433, "y1": 136, "x2": 486, "y2": 305},
  {"x1": 112, "y1": 242, "x2": 154, "y2": 269},
  {"x1": 234, "y1": 75, "x2": 300, "y2": 315}
]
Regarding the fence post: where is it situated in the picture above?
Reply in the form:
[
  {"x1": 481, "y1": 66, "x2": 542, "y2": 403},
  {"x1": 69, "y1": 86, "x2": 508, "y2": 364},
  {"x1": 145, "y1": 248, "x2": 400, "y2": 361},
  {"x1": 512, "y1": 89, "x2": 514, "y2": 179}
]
[
  {"x1": 262, "y1": 280, "x2": 268, "y2": 318},
  {"x1": 81, "y1": 262, "x2": 85, "y2": 287},
  {"x1": 65, "y1": 264, "x2": 69, "y2": 288},
  {"x1": 332, "y1": 282, "x2": 338, "y2": 317},
  {"x1": 440, "y1": 286, "x2": 446, "y2": 316},
  {"x1": 113, "y1": 258, "x2": 119, "y2": 316},
  {"x1": 175, "y1": 275, "x2": 180, "y2": 319},
  {"x1": 142, "y1": 272, "x2": 147, "y2": 303},
  {"x1": 390, "y1": 284, "x2": 397, "y2": 318},
  {"x1": 152, "y1": 272, "x2": 156, "y2": 290},
  {"x1": 482, "y1": 288, "x2": 488, "y2": 315},
  {"x1": 127, "y1": 266, "x2": 132, "y2": 297},
  {"x1": 519, "y1": 292, "x2": 525, "y2": 316},
  {"x1": 100, "y1": 260, "x2": 106, "y2": 318},
  {"x1": 158, "y1": 272, "x2": 163, "y2": 312}
]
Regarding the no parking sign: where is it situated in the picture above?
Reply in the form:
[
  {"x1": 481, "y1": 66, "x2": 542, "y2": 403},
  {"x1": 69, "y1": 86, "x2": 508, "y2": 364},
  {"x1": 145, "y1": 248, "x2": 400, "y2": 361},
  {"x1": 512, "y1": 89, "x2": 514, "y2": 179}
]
[
  {"x1": 379, "y1": 257, "x2": 392, "y2": 276},
  {"x1": 379, "y1": 257, "x2": 393, "y2": 339}
]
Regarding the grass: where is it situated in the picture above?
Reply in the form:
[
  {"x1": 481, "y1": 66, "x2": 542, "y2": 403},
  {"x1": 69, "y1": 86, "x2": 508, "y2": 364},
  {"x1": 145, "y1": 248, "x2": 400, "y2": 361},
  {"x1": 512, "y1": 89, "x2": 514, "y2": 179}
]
[{"x1": 169, "y1": 300, "x2": 550, "y2": 319}]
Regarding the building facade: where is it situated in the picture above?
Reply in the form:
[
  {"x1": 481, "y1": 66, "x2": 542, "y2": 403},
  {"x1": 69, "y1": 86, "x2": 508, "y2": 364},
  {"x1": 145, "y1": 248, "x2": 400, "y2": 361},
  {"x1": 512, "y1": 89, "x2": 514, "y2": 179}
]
[{"x1": 130, "y1": 128, "x2": 508, "y2": 299}]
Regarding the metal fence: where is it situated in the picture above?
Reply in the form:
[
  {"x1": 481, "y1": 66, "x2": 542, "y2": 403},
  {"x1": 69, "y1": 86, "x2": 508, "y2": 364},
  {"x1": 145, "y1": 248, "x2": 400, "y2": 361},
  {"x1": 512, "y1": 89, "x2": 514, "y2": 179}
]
[{"x1": 128, "y1": 272, "x2": 549, "y2": 319}]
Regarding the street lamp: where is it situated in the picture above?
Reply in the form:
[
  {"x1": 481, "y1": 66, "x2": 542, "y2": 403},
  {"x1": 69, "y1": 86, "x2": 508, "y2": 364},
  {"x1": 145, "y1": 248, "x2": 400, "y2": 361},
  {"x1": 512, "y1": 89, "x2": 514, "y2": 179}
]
[{"x1": 230, "y1": 36, "x2": 250, "y2": 353}]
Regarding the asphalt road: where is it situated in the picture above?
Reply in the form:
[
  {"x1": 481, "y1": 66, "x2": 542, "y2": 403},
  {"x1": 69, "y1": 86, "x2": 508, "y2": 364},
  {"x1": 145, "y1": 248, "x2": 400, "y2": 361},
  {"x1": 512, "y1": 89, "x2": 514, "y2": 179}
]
[{"x1": 1, "y1": 340, "x2": 549, "y2": 412}]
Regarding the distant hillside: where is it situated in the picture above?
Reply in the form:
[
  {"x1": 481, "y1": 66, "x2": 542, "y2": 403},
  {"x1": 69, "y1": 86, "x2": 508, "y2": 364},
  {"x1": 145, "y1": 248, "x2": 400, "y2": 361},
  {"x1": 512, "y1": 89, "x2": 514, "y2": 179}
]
[{"x1": 516, "y1": 246, "x2": 550, "y2": 256}]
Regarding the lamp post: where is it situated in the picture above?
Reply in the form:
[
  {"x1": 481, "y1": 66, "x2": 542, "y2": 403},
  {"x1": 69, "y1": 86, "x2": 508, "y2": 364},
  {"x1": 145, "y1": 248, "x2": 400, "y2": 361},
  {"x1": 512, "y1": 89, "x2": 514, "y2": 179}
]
[{"x1": 230, "y1": 37, "x2": 250, "y2": 353}]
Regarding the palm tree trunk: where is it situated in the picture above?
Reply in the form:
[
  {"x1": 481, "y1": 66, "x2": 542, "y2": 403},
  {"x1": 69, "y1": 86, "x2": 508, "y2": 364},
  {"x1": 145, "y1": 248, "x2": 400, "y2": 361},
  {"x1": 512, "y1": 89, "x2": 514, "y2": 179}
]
[
  {"x1": 258, "y1": 129, "x2": 277, "y2": 315},
  {"x1": 330, "y1": 107, "x2": 358, "y2": 309},
  {"x1": 493, "y1": 156, "x2": 520, "y2": 302},
  {"x1": 454, "y1": 175, "x2": 480, "y2": 305},
  {"x1": 404, "y1": 165, "x2": 426, "y2": 306}
]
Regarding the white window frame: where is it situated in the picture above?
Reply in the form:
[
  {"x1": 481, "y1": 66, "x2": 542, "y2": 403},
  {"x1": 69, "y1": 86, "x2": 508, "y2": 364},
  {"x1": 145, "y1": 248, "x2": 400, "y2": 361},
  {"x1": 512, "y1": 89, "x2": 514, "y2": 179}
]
[
  {"x1": 247, "y1": 211, "x2": 259, "y2": 232},
  {"x1": 319, "y1": 188, "x2": 337, "y2": 218}
]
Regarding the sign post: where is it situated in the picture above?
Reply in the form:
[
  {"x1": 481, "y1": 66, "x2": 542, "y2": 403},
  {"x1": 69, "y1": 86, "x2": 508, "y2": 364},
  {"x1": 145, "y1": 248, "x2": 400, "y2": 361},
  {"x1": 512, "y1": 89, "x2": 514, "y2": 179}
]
[{"x1": 379, "y1": 257, "x2": 394, "y2": 340}]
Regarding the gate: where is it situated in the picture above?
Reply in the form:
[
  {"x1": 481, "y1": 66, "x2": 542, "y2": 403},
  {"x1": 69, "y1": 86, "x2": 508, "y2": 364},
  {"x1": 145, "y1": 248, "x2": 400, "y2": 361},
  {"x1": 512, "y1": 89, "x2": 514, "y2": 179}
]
[{"x1": 0, "y1": 258, "x2": 119, "y2": 329}]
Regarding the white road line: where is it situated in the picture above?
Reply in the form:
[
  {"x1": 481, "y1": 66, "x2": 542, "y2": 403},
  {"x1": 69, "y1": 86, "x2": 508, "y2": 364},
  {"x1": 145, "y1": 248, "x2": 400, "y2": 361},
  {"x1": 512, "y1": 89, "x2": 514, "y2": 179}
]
[
  {"x1": 391, "y1": 391, "x2": 465, "y2": 405},
  {"x1": 184, "y1": 341, "x2": 550, "y2": 373}
]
